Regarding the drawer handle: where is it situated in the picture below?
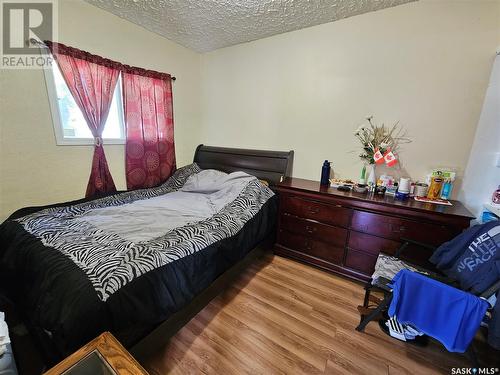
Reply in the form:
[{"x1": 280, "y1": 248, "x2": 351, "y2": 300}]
[
  {"x1": 307, "y1": 206, "x2": 320, "y2": 214},
  {"x1": 391, "y1": 224, "x2": 407, "y2": 233},
  {"x1": 305, "y1": 225, "x2": 316, "y2": 234},
  {"x1": 305, "y1": 239, "x2": 313, "y2": 251}
]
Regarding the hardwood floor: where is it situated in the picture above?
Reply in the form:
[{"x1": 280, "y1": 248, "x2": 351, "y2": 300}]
[{"x1": 144, "y1": 254, "x2": 499, "y2": 375}]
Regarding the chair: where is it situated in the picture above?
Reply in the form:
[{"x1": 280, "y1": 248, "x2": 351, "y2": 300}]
[{"x1": 356, "y1": 238, "x2": 500, "y2": 366}]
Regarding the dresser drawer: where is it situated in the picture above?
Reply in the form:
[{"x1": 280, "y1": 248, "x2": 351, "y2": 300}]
[
  {"x1": 348, "y1": 231, "x2": 400, "y2": 256},
  {"x1": 282, "y1": 195, "x2": 351, "y2": 227},
  {"x1": 278, "y1": 230, "x2": 344, "y2": 265},
  {"x1": 351, "y1": 210, "x2": 455, "y2": 245},
  {"x1": 345, "y1": 248, "x2": 378, "y2": 275},
  {"x1": 280, "y1": 214, "x2": 347, "y2": 248}
]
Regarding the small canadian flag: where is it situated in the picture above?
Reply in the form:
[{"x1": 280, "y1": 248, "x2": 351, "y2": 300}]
[
  {"x1": 384, "y1": 149, "x2": 398, "y2": 167},
  {"x1": 373, "y1": 149, "x2": 384, "y2": 164}
]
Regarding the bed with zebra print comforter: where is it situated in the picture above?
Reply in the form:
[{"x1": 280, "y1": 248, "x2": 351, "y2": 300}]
[{"x1": 0, "y1": 163, "x2": 277, "y2": 356}]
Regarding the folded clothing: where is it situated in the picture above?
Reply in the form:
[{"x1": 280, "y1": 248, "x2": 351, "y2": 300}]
[
  {"x1": 0, "y1": 311, "x2": 10, "y2": 353},
  {"x1": 0, "y1": 311, "x2": 16, "y2": 375},
  {"x1": 388, "y1": 269, "x2": 489, "y2": 353},
  {"x1": 0, "y1": 343, "x2": 17, "y2": 375},
  {"x1": 0, "y1": 312, "x2": 10, "y2": 353},
  {"x1": 371, "y1": 253, "x2": 427, "y2": 285},
  {"x1": 385, "y1": 316, "x2": 424, "y2": 341}
]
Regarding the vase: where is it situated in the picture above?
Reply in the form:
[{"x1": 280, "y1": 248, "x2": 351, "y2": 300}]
[{"x1": 367, "y1": 164, "x2": 376, "y2": 186}]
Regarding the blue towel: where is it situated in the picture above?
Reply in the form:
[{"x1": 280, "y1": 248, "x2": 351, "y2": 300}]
[{"x1": 388, "y1": 269, "x2": 489, "y2": 353}]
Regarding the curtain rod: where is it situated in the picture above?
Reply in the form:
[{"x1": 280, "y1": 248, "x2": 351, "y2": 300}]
[{"x1": 28, "y1": 38, "x2": 176, "y2": 81}]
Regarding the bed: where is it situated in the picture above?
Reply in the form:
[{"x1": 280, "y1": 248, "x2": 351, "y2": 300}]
[{"x1": 0, "y1": 144, "x2": 294, "y2": 365}]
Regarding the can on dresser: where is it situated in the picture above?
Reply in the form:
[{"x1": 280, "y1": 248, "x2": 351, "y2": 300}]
[
  {"x1": 414, "y1": 183, "x2": 429, "y2": 197},
  {"x1": 427, "y1": 177, "x2": 444, "y2": 200}
]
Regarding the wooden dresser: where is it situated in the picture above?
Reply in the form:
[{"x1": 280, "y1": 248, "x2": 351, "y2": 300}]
[{"x1": 275, "y1": 178, "x2": 474, "y2": 282}]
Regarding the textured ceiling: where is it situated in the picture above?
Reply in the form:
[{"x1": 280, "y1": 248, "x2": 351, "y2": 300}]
[{"x1": 85, "y1": 0, "x2": 415, "y2": 53}]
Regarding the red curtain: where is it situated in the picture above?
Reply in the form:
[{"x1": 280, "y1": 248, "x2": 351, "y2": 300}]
[
  {"x1": 49, "y1": 43, "x2": 119, "y2": 198},
  {"x1": 122, "y1": 73, "x2": 176, "y2": 189}
]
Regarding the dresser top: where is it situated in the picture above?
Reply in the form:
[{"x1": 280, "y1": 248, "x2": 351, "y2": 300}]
[{"x1": 277, "y1": 177, "x2": 474, "y2": 219}]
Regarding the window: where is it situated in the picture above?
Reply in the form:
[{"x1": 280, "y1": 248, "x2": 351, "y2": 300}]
[{"x1": 44, "y1": 62, "x2": 125, "y2": 145}]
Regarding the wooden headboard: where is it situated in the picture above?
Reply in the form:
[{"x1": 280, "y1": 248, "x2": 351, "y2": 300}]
[{"x1": 193, "y1": 144, "x2": 294, "y2": 186}]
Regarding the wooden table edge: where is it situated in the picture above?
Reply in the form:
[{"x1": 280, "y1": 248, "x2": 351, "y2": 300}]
[{"x1": 44, "y1": 332, "x2": 148, "y2": 374}]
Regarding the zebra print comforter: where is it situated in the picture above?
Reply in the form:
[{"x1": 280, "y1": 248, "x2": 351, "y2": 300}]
[{"x1": 0, "y1": 163, "x2": 277, "y2": 356}]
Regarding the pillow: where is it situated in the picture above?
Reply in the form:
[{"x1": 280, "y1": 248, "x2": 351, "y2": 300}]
[
  {"x1": 158, "y1": 163, "x2": 201, "y2": 188},
  {"x1": 181, "y1": 169, "x2": 228, "y2": 192}
]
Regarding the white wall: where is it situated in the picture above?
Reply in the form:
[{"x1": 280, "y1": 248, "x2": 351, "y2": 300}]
[
  {"x1": 199, "y1": 0, "x2": 500, "y2": 189},
  {"x1": 0, "y1": 0, "x2": 202, "y2": 220},
  {"x1": 2, "y1": 0, "x2": 500, "y2": 221},
  {"x1": 459, "y1": 56, "x2": 500, "y2": 219}
]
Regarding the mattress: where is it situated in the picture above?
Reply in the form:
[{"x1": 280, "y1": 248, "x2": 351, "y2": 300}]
[{"x1": 0, "y1": 163, "x2": 277, "y2": 356}]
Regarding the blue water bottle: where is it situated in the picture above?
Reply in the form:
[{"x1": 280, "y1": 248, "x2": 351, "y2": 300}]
[
  {"x1": 320, "y1": 160, "x2": 331, "y2": 186},
  {"x1": 440, "y1": 178, "x2": 453, "y2": 200}
]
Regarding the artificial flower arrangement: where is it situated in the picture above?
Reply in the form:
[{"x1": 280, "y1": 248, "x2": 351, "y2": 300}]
[
  {"x1": 354, "y1": 115, "x2": 411, "y2": 167},
  {"x1": 353, "y1": 116, "x2": 411, "y2": 186}
]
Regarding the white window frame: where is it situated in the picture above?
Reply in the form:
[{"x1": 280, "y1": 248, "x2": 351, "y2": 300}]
[{"x1": 43, "y1": 61, "x2": 126, "y2": 146}]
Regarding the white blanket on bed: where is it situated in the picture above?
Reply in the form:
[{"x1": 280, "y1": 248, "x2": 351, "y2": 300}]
[{"x1": 75, "y1": 170, "x2": 255, "y2": 243}]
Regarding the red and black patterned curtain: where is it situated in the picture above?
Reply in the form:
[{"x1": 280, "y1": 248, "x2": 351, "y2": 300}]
[
  {"x1": 47, "y1": 41, "x2": 119, "y2": 198},
  {"x1": 122, "y1": 70, "x2": 176, "y2": 190},
  {"x1": 46, "y1": 41, "x2": 176, "y2": 195}
]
